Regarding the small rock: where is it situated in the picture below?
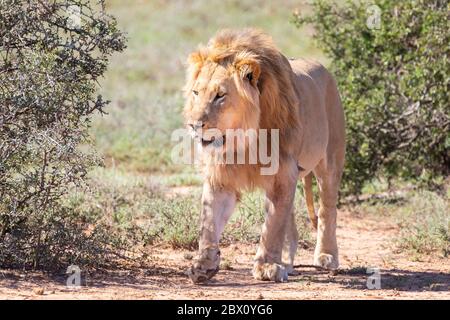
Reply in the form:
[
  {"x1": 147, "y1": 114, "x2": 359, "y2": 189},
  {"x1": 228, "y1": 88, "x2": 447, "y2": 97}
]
[
  {"x1": 183, "y1": 253, "x2": 194, "y2": 260},
  {"x1": 329, "y1": 269, "x2": 339, "y2": 276},
  {"x1": 220, "y1": 261, "x2": 233, "y2": 270},
  {"x1": 33, "y1": 287, "x2": 44, "y2": 295},
  {"x1": 257, "y1": 292, "x2": 264, "y2": 300}
]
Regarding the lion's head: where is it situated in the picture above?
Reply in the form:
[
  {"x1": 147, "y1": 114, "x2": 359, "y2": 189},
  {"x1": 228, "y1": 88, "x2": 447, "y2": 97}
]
[
  {"x1": 183, "y1": 29, "x2": 301, "y2": 190},
  {"x1": 183, "y1": 28, "x2": 299, "y2": 152}
]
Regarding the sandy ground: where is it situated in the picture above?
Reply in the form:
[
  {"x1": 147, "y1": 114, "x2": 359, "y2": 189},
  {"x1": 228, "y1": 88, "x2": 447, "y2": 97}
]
[{"x1": 1, "y1": 209, "x2": 449, "y2": 300}]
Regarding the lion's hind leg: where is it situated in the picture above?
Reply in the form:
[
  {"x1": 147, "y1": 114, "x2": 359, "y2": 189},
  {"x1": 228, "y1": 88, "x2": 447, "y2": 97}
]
[{"x1": 312, "y1": 157, "x2": 343, "y2": 270}]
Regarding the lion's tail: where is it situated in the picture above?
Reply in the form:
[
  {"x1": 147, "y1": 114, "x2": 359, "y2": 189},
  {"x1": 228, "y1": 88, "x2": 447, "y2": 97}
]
[{"x1": 302, "y1": 172, "x2": 318, "y2": 230}]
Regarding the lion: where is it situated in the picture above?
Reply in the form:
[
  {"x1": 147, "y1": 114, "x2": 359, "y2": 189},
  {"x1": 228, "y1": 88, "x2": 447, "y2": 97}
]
[{"x1": 183, "y1": 28, "x2": 345, "y2": 283}]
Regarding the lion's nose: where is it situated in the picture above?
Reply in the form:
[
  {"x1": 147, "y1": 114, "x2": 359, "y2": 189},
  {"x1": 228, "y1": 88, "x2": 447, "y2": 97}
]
[{"x1": 188, "y1": 121, "x2": 205, "y2": 131}]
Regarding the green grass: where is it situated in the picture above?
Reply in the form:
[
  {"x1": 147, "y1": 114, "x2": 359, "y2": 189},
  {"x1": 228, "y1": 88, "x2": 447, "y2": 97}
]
[
  {"x1": 355, "y1": 188, "x2": 450, "y2": 258},
  {"x1": 143, "y1": 192, "x2": 202, "y2": 249},
  {"x1": 159, "y1": 170, "x2": 202, "y2": 187},
  {"x1": 395, "y1": 191, "x2": 449, "y2": 258}
]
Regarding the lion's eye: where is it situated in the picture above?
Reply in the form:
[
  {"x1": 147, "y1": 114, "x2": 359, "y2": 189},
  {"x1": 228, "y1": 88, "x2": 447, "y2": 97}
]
[
  {"x1": 215, "y1": 92, "x2": 226, "y2": 101},
  {"x1": 192, "y1": 90, "x2": 199, "y2": 96}
]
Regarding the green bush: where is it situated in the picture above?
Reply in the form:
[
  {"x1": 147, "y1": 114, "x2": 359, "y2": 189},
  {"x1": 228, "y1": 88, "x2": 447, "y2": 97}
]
[
  {"x1": 0, "y1": 0, "x2": 126, "y2": 270},
  {"x1": 294, "y1": 0, "x2": 449, "y2": 195}
]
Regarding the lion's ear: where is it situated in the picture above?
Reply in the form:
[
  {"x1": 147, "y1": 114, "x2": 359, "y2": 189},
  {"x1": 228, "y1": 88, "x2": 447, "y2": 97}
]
[
  {"x1": 184, "y1": 49, "x2": 207, "y2": 95},
  {"x1": 235, "y1": 58, "x2": 261, "y2": 88},
  {"x1": 187, "y1": 50, "x2": 205, "y2": 66},
  {"x1": 186, "y1": 48, "x2": 208, "y2": 77}
]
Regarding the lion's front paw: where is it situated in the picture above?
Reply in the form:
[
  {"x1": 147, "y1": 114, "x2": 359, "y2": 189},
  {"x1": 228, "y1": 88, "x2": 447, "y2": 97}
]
[
  {"x1": 314, "y1": 253, "x2": 339, "y2": 270},
  {"x1": 187, "y1": 247, "x2": 220, "y2": 284},
  {"x1": 252, "y1": 262, "x2": 288, "y2": 282},
  {"x1": 187, "y1": 264, "x2": 219, "y2": 284}
]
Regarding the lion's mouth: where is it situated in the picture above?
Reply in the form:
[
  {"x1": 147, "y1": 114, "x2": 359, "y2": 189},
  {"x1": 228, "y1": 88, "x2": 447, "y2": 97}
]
[{"x1": 201, "y1": 135, "x2": 226, "y2": 148}]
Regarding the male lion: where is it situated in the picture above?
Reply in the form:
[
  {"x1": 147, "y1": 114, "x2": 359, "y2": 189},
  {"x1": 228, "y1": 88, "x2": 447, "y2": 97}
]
[{"x1": 183, "y1": 29, "x2": 345, "y2": 283}]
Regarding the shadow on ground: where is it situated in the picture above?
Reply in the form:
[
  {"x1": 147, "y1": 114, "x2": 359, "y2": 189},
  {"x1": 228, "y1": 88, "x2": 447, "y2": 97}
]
[
  {"x1": 1, "y1": 265, "x2": 448, "y2": 293},
  {"x1": 292, "y1": 267, "x2": 450, "y2": 292}
]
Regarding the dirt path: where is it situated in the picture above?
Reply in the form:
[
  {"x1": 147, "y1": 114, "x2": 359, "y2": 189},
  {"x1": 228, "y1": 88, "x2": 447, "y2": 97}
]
[{"x1": 1, "y1": 209, "x2": 449, "y2": 300}]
